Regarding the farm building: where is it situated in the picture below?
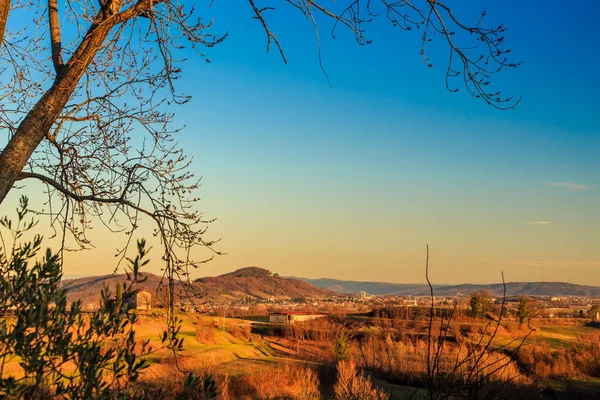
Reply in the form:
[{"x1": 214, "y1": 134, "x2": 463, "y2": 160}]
[
  {"x1": 124, "y1": 289, "x2": 152, "y2": 311},
  {"x1": 269, "y1": 311, "x2": 326, "y2": 324}
]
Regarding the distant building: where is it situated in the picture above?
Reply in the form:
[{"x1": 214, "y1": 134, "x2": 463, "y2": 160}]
[
  {"x1": 269, "y1": 311, "x2": 326, "y2": 324},
  {"x1": 124, "y1": 289, "x2": 152, "y2": 311}
]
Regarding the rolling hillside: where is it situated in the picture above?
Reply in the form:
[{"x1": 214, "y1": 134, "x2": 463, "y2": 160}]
[
  {"x1": 296, "y1": 277, "x2": 600, "y2": 297},
  {"x1": 62, "y1": 272, "x2": 167, "y2": 304},
  {"x1": 62, "y1": 267, "x2": 333, "y2": 305}
]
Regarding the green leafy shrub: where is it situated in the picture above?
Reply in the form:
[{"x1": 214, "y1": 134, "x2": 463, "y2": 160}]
[{"x1": 0, "y1": 197, "x2": 151, "y2": 399}]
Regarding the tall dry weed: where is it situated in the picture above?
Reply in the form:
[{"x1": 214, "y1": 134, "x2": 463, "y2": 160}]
[
  {"x1": 333, "y1": 360, "x2": 387, "y2": 400},
  {"x1": 228, "y1": 363, "x2": 321, "y2": 399}
]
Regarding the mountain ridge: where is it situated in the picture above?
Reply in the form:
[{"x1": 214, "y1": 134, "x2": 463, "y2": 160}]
[{"x1": 295, "y1": 277, "x2": 600, "y2": 297}]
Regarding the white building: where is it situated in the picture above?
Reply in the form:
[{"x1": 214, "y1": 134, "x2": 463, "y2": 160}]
[{"x1": 269, "y1": 311, "x2": 326, "y2": 324}]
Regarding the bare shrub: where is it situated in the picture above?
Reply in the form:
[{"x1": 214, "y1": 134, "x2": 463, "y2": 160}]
[
  {"x1": 137, "y1": 361, "x2": 231, "y2": 400},
  {"x1": 228, "y1": 363, "x2": 320, "y2": 400},
  {"x1": 334, "y1": 360, "x2": 387, "y2": 400},
  {"x1": 230, "y1": 323, "x2": 252, "y2": 341},
  {"x1": 196, "y1": 324, "x2": 216, "y2": 344},
  {"x1": 516, "y1": 342, "x2": 600, "y2": 381}
]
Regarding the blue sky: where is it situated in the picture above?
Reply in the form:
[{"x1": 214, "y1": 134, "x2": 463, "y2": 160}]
[
  {"x1": 4, "y1": 0, "x2": 599, "y2": 284},
  {"x1": 154, "y1": 0, "x2": 598, "y2": 284}
]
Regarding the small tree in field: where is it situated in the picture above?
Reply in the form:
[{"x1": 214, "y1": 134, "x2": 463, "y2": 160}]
[
  {"x1": 335, "y1": 332, "x2": 351, "y2": 362},
  {"x1": 469, "y1": 291, "x2": 490, "y2": 319},
  {"x1": 516, "y1": 297, "x2": 530, "y2": 326}
]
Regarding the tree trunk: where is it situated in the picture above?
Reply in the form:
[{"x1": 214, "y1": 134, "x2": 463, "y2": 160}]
[
  {"x1": 0, "y1": 0, "x2": 9, "y2": 47},
  {"x1": 0, "y1": 9, "x2": 123, "y2": 204}
]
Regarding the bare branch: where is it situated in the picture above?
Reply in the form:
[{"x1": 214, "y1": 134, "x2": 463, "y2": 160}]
[
  {"x1": 249, "y1": 0, "x2": 520, "y2": 108},
  {"x1": 248, "y1": 0, "x2": 287, "y2": 64},
  {"x1": 48, "y1": 0, "x2": 64, "y2": 74}
]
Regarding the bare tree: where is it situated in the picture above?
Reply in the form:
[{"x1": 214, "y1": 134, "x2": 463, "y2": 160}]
[
  {"x1": 422, "y1": 248, "x2": 534, "y2": 400},
  {"x1": 0, "y1": 1, "x2": 520, "y2": 305},
  {"x1": 0, "y1": 1, "x2": 228, "y2": 308}
]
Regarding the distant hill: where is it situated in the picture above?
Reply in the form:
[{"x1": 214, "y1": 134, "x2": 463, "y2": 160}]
[
  {"x1": 294, "y1": 278, "x2": 430, "y2": 296},
  {"x1": 220, "y1": 266, "x2": 274, "y2": 278},
  {"x1": 63, "y1": 269, "x2": 600, "y2": 305},
  {"x1": 62, "y1": 267, "x2": 333, "y2": 305},
  {"x1": 62, "y1": 272, "x2": 167, "y2": 305},
  {"x1": 296, "y1": 277, "x2": 600, "y2": 297},
  {"x1": 195, "y1": 267, "x2": 333, "y2": 301}
]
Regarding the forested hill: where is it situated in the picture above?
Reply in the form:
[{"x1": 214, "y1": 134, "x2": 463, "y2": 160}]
[
  {"x1": 296, "y1": 277, "x2": 600, "y2": 297},
  {"x1": 194, "y1": 267, "x2": 334, "y2": 301}
]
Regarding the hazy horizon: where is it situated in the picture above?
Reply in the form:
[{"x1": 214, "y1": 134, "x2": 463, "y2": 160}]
[{"x1": 61, "y1": 267, "x2": 600, "y2": 289}]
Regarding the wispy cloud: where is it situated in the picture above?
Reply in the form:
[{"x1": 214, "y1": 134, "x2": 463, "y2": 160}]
[
  {"x1": 488, "y1": 260, "x2": 600, "y2": 270},
  {"x1": 526, "y1": 221, "x2": 550, "y2": 225},
  {"x1": 546, "y1": 182, "x2": 592, "y2": 191}
]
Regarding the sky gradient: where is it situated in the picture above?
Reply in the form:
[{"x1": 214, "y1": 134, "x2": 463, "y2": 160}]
[{"x1": 3, "y1": 0, "x2": 599, "y2": 285}]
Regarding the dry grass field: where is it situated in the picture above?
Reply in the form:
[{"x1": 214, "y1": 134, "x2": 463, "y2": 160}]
[
  {"x1": 2, "y1": 311, "x2": 599, "y2": 399},
  {"x1": 123, "y1": 313, "x2": 600, "y2": 398}
]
